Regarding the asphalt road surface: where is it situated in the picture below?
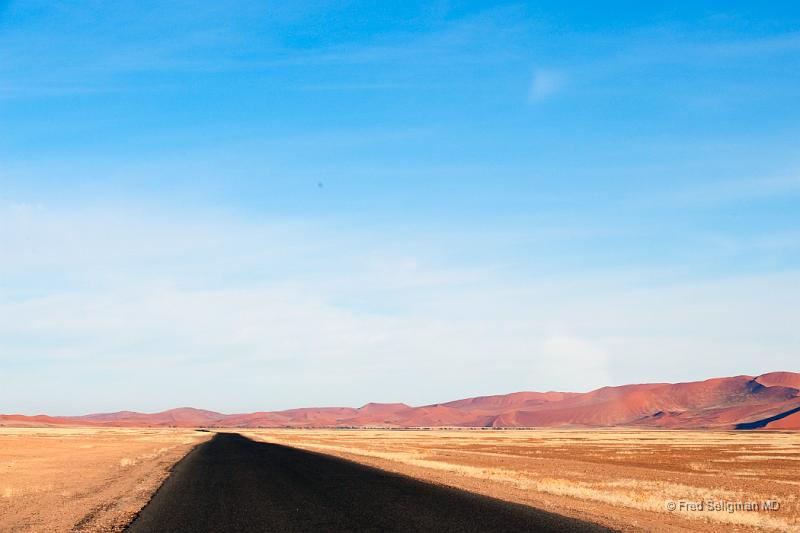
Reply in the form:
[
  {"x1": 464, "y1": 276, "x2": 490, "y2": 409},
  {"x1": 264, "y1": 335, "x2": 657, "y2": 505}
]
[{"x1": 126, "y1": 433, "x2": 615, "y2": 533}]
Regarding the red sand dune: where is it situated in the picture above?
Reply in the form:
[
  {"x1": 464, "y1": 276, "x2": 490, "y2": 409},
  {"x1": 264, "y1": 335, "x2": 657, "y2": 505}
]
[
  {"x1": 3, "y1": 372, "x2": 799, "y2": 430},
  {"x1": 754, "y1": 371, "x2": 800, "y2": 389},
  {"x1": 0, "y1": 414, "x2": 98, "y2": 427},
  {"x1": 763, "y1": 410, "x2": 800, "y2": 429}
]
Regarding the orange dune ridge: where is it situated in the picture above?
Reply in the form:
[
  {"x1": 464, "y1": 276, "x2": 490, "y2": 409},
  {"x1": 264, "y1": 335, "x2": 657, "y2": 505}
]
[{"x1": 3, "y1": 372, "x2": 799, "y2": 430}]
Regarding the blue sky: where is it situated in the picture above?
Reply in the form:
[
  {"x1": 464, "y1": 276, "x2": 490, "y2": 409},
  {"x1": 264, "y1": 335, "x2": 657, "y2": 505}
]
[{"x1": 1, "y1": 1, "x2": 799, "y2": 414}]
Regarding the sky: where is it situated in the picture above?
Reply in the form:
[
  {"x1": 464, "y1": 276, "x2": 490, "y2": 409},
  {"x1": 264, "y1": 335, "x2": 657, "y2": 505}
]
[{"x1": 1, "y1": 1, "x2": 799, "y2": 415}]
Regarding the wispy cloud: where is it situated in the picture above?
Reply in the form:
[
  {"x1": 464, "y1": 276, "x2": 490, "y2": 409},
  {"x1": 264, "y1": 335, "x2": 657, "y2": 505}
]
[
  {"x1": 1, "y1": 204, "x2": 798, "y2": 413},
  {"x1": 528, "y1": 69, "x2": 565, "y2": 102},
  {"x1": 0, "y1": 2, "x2": 529, "y2": 96},
  {"x1": 689, "y1": 31, "x2": 800, "y2": 59},
  {"x1": 674, "y1": 175, "x2": 800, "y2": 206}
]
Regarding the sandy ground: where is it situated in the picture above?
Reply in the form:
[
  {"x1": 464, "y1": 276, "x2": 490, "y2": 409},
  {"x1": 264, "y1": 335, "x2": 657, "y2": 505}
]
[
  {"x1": 0, "y1": 428, "x2": 210, "y2": 532},
  {"x1": 243, "y1": 429, "x2": 800, "y2": 532}
]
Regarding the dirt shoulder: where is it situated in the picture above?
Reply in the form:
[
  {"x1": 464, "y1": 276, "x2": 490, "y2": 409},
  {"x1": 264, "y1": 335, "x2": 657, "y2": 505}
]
[{"x1": 0, "y1": 428, "x2": 210, "y2": 532}]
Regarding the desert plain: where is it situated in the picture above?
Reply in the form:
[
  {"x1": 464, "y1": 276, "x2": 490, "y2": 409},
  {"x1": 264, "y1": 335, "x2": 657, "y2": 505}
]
[
  {"x1": 245, "y1": 429, "x2": 800, "y2": 532},
  {"x1": 1, "y1": 427, "x2": 798, "y2": 532},
  {"x1": 0, "y1": 428, "x2": 210, "y2": 532}
]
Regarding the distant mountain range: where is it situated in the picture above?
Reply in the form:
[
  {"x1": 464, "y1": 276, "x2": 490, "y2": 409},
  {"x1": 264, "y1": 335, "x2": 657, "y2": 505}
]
[{"x1": 4, "y1": 372, "x2": 799, "y2": 430}]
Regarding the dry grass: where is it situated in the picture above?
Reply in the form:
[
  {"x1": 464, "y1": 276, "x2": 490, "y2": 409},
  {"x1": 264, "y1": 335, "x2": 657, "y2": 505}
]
[
  {"x1": 243, "y1": 429, "x2": 800, "y2": 532},
  {"x1": 3, "y1": 427, "x2": 795, "y2": 532},
  {"x1": 0, "y1": 428, "x2": 210, "y2": 532}
]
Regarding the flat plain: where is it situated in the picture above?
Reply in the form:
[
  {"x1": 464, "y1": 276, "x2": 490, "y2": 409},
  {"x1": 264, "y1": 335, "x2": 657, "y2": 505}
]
[
  {"x1": 2, "y1": 427, "x2": 798, "y2": 532},
  {"x1": 0, "y1": 428, "x2": 210, "y2": 532},
  {"x1": 244, "y1": 429, "x2": 800, "y2": 532}
]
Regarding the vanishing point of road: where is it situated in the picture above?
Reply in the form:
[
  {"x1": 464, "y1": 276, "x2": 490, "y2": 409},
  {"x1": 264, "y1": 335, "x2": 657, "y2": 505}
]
[{"x1": 126, "y1": 433, "x2": 614, "y2": 533}]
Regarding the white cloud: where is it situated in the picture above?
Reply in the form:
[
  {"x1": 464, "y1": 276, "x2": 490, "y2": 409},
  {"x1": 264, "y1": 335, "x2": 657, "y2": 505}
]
[
  {"x1": 528, "y1": 68, "x2": 565, "y2": 101},
  {"x1": 1, "y1": 204, "x2": 798, "y2": 414},
  {"x1": 538, "y1": 337, "x2": 611, "y2": 392}
]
